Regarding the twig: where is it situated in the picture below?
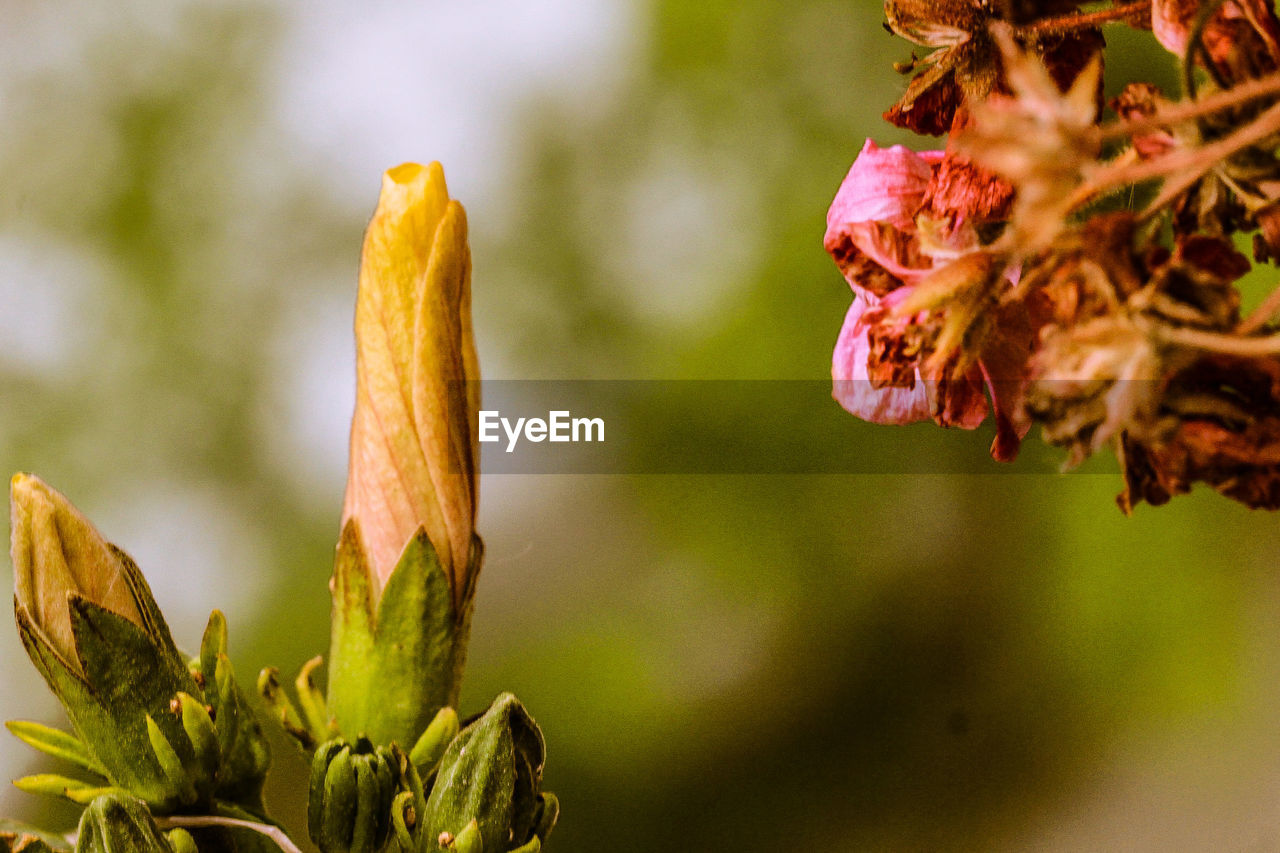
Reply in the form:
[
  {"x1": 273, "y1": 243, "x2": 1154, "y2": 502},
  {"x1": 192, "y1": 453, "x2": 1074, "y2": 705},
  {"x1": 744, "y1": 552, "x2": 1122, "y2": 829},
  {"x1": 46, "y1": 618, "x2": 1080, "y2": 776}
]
[
  {"x1": 1157, "y1": 324, "x2": 1280, "y2": 356},
  {"x1": 1239, "y1": 284, "x2": 1280, "y2": 335},
  {"x1": 1020, "y1": 1, "x2": 1151, "y2": 36},
  {"x1": 154, "y1": 816, "x2": 302, "y2": 853}
]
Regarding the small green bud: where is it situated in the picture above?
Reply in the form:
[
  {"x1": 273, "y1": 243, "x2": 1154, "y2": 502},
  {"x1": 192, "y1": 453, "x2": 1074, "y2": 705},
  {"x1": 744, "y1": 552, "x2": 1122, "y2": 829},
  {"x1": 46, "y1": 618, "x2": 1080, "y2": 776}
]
[
  {"x1": 73, "y1": 793, "x2": 174, "y2": 853},
  {"x1": 308, "y1": 738, "x2": 397, "y2": 853},
  {"x1": 164, "y1": 829, "x2": 197, "y2": 853},
  {"x1": 408, "y1": 706, "x2": 458, "y2": 774},
  {"x1": 423, "y1": 694, "x2": 548, "y2": 852},
  {"x1": 257, "y1": 667, "x2": 313, "y2": 749},
  {"x1": 197, "y1": 613, "x2": 271, "y2": 814}
]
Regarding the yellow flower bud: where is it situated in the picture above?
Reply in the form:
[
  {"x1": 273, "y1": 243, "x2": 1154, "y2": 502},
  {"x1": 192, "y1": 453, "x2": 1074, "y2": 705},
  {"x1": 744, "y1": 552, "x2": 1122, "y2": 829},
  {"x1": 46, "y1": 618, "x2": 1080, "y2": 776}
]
[
  {"x1": 342, "y1": 162, "x2": 479, "y2": 603},
  {"x1": 9, "y1": 473, "x2": 144, "y2": 673}
]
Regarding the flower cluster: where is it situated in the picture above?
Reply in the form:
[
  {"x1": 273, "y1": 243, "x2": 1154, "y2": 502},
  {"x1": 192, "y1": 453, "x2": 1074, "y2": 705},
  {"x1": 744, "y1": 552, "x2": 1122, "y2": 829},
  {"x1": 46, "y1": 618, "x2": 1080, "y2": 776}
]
[{"x1": 828, "y1": 0, "x2": 1280, "y2": 511}]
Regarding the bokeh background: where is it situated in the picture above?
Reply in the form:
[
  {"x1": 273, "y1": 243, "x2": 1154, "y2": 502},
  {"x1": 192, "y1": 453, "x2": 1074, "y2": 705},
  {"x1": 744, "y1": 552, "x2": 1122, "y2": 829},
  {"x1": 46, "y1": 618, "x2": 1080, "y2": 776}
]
[{"x1": 5, "y1": 2, "x2": 1280, "y2": 849}]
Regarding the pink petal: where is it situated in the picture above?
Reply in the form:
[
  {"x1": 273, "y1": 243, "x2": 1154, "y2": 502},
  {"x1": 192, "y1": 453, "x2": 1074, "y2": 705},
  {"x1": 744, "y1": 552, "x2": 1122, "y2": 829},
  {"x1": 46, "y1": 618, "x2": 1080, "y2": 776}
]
[
  {"x1": 825, "y1": 139, "x2": 936, "y2": 231},
  {"x1": 832, "y1": 295, "x2": 933, "y2": 425},
  {"x1": 824, "y1": 140, "x2": 943, "y2": 293}
]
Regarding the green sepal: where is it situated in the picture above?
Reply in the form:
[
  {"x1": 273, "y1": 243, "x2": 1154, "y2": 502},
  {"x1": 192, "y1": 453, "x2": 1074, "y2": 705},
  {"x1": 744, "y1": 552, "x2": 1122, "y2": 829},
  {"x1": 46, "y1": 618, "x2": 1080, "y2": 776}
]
[
  {"x1": 12, "y1": 774, "x2": 118, "y2": 805},
  {"x1": 532, "y1": 792, "x2": 558, "y2": 845},
  {"x1": 176, "y1": 693, "x2": 219, "y2": 782},
  {"x1": 5, "y1": 721, "x2": 107, "y2": 777},
  {"x1": 295, "y1": 656, "x2": 332, "y2": 743},
  {"x1": 0, "y1": 819, "x2": 73, "y2": 852},
  {"x1": 199, "y1": 612, "x2": 271, "y2": 813},
  {"x1": 13, "y1": 594, "x2": 204, "y2": 810},
  {"x1": 73, "y1": 793, "x2": 173, "y2": 853},
  {"x1": 389, "y1": 791, "x2": 416, "y2": 852},
  {"x1": 309, "y1": 741, "x2": 347, "y2": 843},
  {"x1": 145, "y1": 715, "x2": 200, "y2": 806},
  {"x1": 423, "y1": 693, "x2": 546, "y2": 853},
  {"x1": 321, "y1": 747, "x2": 357, "y2": 851},
  {"x1": 327, "y1": 523, "x2": 478, "y2": 748},
  {"x1": 408, "y1": 707, "x2": 458, "y2": 776},
  {"x1": 508, "y1": 838, "x2": 540, "y2": 853}
]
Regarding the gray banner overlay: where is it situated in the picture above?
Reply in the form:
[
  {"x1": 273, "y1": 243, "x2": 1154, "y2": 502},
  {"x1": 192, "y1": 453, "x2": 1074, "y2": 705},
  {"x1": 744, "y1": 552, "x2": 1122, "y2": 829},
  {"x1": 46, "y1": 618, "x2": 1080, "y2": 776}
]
[{"x1": 463, "y1": 381, "x2": 1120, "y2": 474}]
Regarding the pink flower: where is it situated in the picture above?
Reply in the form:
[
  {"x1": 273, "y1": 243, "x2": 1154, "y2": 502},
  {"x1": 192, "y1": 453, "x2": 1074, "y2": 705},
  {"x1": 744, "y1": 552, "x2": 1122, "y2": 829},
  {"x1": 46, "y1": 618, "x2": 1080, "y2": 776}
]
[{"x1": 825, "y1": 141, "x2": 1032, "y2": 458}]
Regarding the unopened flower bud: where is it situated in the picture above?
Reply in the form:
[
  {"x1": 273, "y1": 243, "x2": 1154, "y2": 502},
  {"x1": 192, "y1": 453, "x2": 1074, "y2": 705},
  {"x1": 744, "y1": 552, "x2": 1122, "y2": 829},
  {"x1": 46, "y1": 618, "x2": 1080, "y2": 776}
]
[
  {"x1": 327, "y1": 164, "x2": 484, "y2": 749},
  {"x1": 424, "y1": 693, "x2": 555, "y2": 852},
  {"x1": 10, "y1": 474, "x2": 145, "y2": 673},
  {"x1": 9, "y1": 475, "x2": 269, "y2": 813},
  {"x1": 342, "y1": 161, "x2": 480, "y2": 603}
]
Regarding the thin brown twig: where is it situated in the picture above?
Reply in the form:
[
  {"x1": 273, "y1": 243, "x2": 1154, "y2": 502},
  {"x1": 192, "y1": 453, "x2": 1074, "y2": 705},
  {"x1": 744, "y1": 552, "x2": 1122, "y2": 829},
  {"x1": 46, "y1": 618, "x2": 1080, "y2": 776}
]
[
  {"x1": 1100, "y1": 69, "x2": 1280, "y2": 141},
  {"x1": 1239, "y1": 284, "x2": 1280, "y2": 335},
  {"x1": 1158, "y1": 324, "x2": 1280, "y2": 356},
  {"x1": 155, "y1": 816, "x2": 302, "y2": 853},
  {"x1": 1020, "y1": 0, "x2": 1151, "y2": 36},
  {"x1": 1066, "y1": 98, "x2": 1280, "y2": 213}
]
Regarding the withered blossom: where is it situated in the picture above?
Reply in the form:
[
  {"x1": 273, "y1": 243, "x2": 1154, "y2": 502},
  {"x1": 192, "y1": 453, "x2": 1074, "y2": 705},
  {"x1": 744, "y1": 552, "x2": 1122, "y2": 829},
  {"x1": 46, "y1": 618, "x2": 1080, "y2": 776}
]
[
  {"x1": 826, "y1": 2, "x2": 1280, "y2": 510},
  {"x1": 826, "y1": 139, "x2": 1030, "y2": 459}
]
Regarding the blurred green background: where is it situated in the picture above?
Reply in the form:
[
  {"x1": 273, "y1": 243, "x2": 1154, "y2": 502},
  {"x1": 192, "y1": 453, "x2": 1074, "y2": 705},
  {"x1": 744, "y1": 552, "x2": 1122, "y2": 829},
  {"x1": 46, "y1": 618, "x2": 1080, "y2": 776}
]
[{"x1": 4, "y1": 2, "x2": 1280, "y2": 849}]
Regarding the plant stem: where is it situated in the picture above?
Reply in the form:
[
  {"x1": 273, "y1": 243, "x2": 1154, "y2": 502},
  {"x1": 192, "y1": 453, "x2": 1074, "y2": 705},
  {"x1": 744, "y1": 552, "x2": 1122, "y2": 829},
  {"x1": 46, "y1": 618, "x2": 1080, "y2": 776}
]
[
  {"x1": 1020, "y1": 1, "x2": 1151, "y2": 36},
  {"x1": 1069, "y1": 99, "x2": 1280, "y2": 213},
  {"x1": 1239, "y1": 284, "x2": 1280, "y2": 334},
  {"x1": 1100, "y1": 69, "x2": 1280, "y2": 141},
  {"x1": 154, "y1": 817, "x2": 302, "y2": 853},
  {"x1": 1157, "y1": 324, "x2": 1280, "y2": 356}
]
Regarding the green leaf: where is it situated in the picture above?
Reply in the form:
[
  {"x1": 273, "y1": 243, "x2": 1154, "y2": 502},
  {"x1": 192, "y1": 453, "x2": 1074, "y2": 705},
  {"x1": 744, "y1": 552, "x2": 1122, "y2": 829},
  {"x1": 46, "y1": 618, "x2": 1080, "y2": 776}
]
[
  {"x1": 5, "y1": 721, "x2": 107, "y2": 777},
  {"x1": 13, "y1": 774, "x2": 104, "y2": 802},
  {"x1": 0, "y1": 819, "x2": 73, "y2": 852}
]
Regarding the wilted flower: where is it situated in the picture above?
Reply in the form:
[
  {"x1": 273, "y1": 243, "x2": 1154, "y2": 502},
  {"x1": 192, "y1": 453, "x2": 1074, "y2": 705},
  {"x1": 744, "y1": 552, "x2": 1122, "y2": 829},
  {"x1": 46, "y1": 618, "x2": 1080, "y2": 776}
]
[
  {"x1": 1152, "y1": 0, "x2": 1280, "y2": 83},
  {"x1": 342, "y1": 161, "x2": 480, "y2": 602},
  {"x1": 957, "y1": 24, "x2": 1103, "y2": 253},
  {"x1": 825, "y1": 140, "x2": 1031, "y2": 459}
]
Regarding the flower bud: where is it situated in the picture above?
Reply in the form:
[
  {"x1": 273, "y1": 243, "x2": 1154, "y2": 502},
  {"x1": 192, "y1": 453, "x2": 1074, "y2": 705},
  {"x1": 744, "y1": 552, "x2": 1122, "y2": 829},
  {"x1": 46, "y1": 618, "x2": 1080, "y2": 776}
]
[
  {"x1": 9, "y1": 475, "x2": 269, "y2": 813},
  {"x1": 342, "y1": 161, "x2": 480, "y2": 603},
  {"x1": 307, "y1": 738, "x2": 397, "y2": 853},
  {"x1": 423, "y1": 693, "x2": 556, "y2": 852},
  {"x1": 10, "y1": 474, "x2": 146, "y2": 674},
  {"x1": 327, "y1": 164, "x2": 483, "y2": 749},
  {"x1": 73, "y1": 793, "x2": 174, "y2": 853}
]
